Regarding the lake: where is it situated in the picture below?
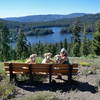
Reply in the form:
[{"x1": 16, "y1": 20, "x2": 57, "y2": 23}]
[
  {"x1": 26, "y1": 27, "x2": 93, "y2": 44},
  {"x1": 10, "y1": 27, "x2": 93, "y2": 47}
]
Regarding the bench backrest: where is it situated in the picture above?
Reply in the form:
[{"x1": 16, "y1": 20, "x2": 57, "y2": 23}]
[{"x1": 4, "y1": 62, "x2": 78, "y2": 75}]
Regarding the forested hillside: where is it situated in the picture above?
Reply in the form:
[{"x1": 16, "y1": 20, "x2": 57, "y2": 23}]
[
  {"x1": 3, "y1": 13, "x2": 86, "y2": 22},
  {"x1": 0, "y1": 13, "x2": 100, "y2": 43},
  {"x1": 0, "y1": 18, "x2": 100, "y2": 61},
  {"x1": 0, "y1": 13, "x2": 100, "y2": 33}
]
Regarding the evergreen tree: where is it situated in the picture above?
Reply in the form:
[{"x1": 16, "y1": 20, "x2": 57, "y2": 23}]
[
  {"x1": 37, "y1": 41, "x2": 44, "y2": 56},
  {"x1": 93, "y1": 33, "x2": 100, "y2": 55},
  {"x1": 31, "y1": 42, "x2": 45, "y2": 56},
  {"x1": 50, "y1": 44, "x2": 58, "y2": 56},
  {"x1": 72, "y1": 21, "x2": 81, "y2": 43},
  {"x1": 71, "y1": 21, "x2": 81, "y2": 56},
  {"x1": 63, "y1": 38, "x2": 68, "y2": 50},
  {"x1": 0, "y1": 26, "x2": 11, "y2": 61},
  {"x1": 0, "y1": 22, "x2": 4, "y2": 29},
  {"x1": 92, "y1": 21, "x2": 100, "y2": 55},
  {"x1": 59, "y1": 41, "x2": 63, "y2": 50},
  {"x1": 16, "y1": 30, "x2": 28, "y2": 59},
  {"x1": 67, "y1": 43, "x2": 73, "y2": 56},
  {"x1": 9, "y1": 48, "x2": 17, "y2": 60},
  {"x1": 80, "y1": 34, "x2": 90, "y2": 56},
  {"x1": 27, "y1": 42, "x2": 32, "y2": 56},
  {"x1": 54, "y1": 43, "x2": 60, "y2": 54},
  {"x1": 88, "y1": 40, "x2": 95, "y2": 55},
  {"x1": 72, "y1": 42, "x2": 80, "y2": 57},
  {"x1": 96, "y1": 20, "x2": 100, "y2": 32},
  {"x1": 31, "y1": 44, "x2": 38, "y2": 55},
  {"x1": 80, "y1": 25, "x2": 90, "y2": 56}
]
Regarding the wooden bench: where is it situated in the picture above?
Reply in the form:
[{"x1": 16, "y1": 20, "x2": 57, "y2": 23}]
[{"x1": 4, "y1": 62, "x2": 78, "y2": 83}]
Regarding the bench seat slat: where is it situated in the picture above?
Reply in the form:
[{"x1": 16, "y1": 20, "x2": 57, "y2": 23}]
[
  {"x1": 4, "y1": 63, "x2": 78, "y2": 79},
  {"x1": 52, "y1": 64, "x2": 78, "y2": 68},
  {"x1": 6, "y1": 71, "x2": 26, "y2": 74},
  {"x1": 4, "y1": 63, "x2": 78, "y2": 68},
  {"x1": 4, "y1": 63, "x2": 29, "y2": 67},
  {"x1": 5, "y1": 68, "x2": 78, "y2": 74},
  {"x1": 5, "y1": 68, "x2": 29, "y2": 72},
  {"x1": 53, "y1": 69, "x2": 78, "y2": 73}
]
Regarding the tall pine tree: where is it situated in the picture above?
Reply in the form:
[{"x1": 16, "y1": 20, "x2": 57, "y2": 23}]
[
  {"x1": 63, "y1": 38, "x2": 68, "y2": 50},
  {"x1": 16, "y1": 30, "x2": 29, "y2": 59},
  {"x1": 96, "y1": 20, "x2": 100, "y2": 33},
  {"x1": 80, "y1": 24, "x2": 90, "y2": 56},
  {"x1": 0, "y1": 26, "x2": 11, "y2": 61},
  {"x1": 93, "y1": 33, "x2": 100, "y2": 55},
  {"x1": 71, "y1": 21, "x2": 81, "y2": 57},
  {"x1": 80, "y1": 34, "x2": 90, "y2": 56},
  {"x1": 92, "y1": 21, "x2": 100, "y2": 55}
]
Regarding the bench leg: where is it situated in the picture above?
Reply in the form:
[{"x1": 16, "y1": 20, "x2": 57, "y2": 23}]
[
  {"x1": 68, "y1": 65, "x2": 72, "y2": 83},
  {"x1": 49, "y1": 65, "x2": 52, "y2": 84},
  {"x1": 10, "y1": 73, "x2": 14, "y2": 82},
  {"x1": 49, "y1": 74, "x2": 52, "y2": 84},
  {"x1": 68, "y1": 74, "x2": 72, "y2": 82},
  {"x1": 9, "y1": 63, "x2": 14, "y2": 82},
  {"x1": 29, "y1": 64, "x2": 33, "y2": 84},
  {"x1": 29, "y1": 74, "x2": 33, "y2": 83}
]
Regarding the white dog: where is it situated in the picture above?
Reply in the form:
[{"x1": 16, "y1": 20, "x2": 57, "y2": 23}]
[
  {"x1": 42, "y1": 53, "x2": 54, "y2": 64},
  {"x1": 26, "y1": 54, "x2": 37, "y2": 64},
  {"x1": 54, "y1": 54, "x2": 61, "y2": 64}
]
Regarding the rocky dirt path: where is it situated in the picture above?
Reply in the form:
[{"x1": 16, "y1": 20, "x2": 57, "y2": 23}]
[{"x1": 13, "y1": 72, "x2": 100, "y2": 100}]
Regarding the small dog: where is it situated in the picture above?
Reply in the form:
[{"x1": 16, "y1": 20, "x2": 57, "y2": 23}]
[
  {"x1": 26, "y1": 54, "x2": 37, "y2": 64},
  {"x1": 42, "y1": 52, "x2": 54, "y2": 64},
  {"x1": 54, "y1": 54, "x2": 62, "y2": 79},
  {"x1": 54, "y1": 54, "x2": 61, "y2": 64}
]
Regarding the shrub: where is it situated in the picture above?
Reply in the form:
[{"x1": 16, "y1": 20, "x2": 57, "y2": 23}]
[
  {"x1": 16, "y1": 74, "x2": 29, "y2": 81},
  {"x1": 96, "y1": 78, "x2": 100, "y2": 87},
  {"x1": 16, "y1": 74, "x2": 45, "y2": 83},
  {"x1": 18, "y1": 91, "x2": 59, "y2": 100},
  {"x1": 80, "y1": 62, "x2": 91, "y2": 67},
  {"x1": 36, "y1": 57, "x2": 43, "y2": 63},
  {"x1": 82, "y1": 69, "x2": 94, "y2": 75},
  {"x1": 87, "y1": 54, "x2": 97, "y2": 58},
  {"x1": 0, "y1": 63, "x2": 16, "y2": 99},
  {"x1": 10, "y1": 57, "x2": 43, "y2": 64},
  {"x1": 0, "y1": 79, "x2": 15, "y2": 99}
]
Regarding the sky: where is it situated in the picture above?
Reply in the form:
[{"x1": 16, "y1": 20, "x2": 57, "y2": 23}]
[{"x1": 0, "y1": 0, "x2": 100, "y2": 18}]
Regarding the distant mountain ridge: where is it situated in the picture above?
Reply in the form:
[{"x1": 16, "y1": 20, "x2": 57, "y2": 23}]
[
  {"x1": 0, "y1": 13, "x2": 100, "y2": 36},
  {"x1": 3, "y1": 13, "x2": 87, "y2": 22}
]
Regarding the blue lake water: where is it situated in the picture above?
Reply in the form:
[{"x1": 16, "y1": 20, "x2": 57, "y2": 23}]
[
  {"x1": 26, "y1": 27, "x2": 93, "y2": 44},
  {"x1": 10, "y1": 27, "x2": 93, "y2": 48}
]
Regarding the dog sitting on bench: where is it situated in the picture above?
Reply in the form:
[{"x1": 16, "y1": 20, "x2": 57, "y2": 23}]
[
  {"x1": 42, "y1": 52, "x2": 55, "y2": 64},
  {"x1": 54, "y1": 54, "x2": 61, "y2": 64},
  {"x1": 26, "y1": 54, "x2": 37, "y2": 64}
]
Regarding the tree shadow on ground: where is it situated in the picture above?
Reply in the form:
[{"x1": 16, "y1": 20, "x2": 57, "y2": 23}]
[{"x1": 16, "y1": 80, "x2": 97, "y2": 94}]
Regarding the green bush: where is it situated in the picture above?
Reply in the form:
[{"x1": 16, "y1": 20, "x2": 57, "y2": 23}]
[
  {"x1": 16, "y1": 74, "x2": 45, "y2": 82},
  {"x1": 82, "y1": 69, "x2": 94, "y2": 75},
  {"x1": 10, "y1": 57, "x2": 43, "y2": 64},
  {"x1": 80, "y1": 62, "x2": 91, "y2": 67},
  {"x1": 0, "y1": 79, "x2": 15, "y2": 99},
  {"x1": 36, "y1": 57, "x2": 43, "y2": 64},
  {"x1": 0, "y1": 62, "x2": 15, "y2": 99},
  {"x1": 16, "y1": 74, "x2": 29, "y2": 81},
  {"x1": 18, "y1": 91, "x2": 59, "y2": 100},
  {"x1": 87, "y1": 54, "x2": 97, "y2": 58}
]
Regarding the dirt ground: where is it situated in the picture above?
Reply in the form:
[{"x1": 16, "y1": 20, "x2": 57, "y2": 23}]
[{"x1": 13, "y1": 67, "x2": 100, "y2": 100}]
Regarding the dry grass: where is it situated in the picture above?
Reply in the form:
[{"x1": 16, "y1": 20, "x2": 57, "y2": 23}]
[
  {"x1": 16, "y1": 91, "x2": 59, "y2": 100},
  {"x1": 0, "y1": 56, "x2": 100, "y2": 100}
]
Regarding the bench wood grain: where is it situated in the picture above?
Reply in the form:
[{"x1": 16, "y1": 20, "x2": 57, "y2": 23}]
[{"x1": 4, "y1": 62, "x2": 78, "y2": 83}]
